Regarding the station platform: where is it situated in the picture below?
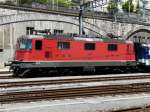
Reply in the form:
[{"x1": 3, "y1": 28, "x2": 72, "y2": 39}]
[{"x1": 0, "y1": 64, "x2": 9, "y2": 74}]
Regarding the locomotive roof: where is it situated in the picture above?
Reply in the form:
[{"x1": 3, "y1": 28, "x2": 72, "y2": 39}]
[{"x1": 20, "y1": 34, "x2": 133, "y2": 43}]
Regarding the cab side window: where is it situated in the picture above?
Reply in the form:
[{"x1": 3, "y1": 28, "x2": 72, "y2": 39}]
[
  {"x1": 58, "y1": 42, "x2": 70, "y2": 50},
  {"x1": 0, "y1": 49, "x2": 3, "y2": 52},
  {"x1": 84, "y1": 43, "x2": 95, "y2": 50},
  {"x1": 35, "y1": 40, "x2": 42, "y2": 50},
  {"x1": 108, "y1": 44, "x2": 117, "y2": 51}
]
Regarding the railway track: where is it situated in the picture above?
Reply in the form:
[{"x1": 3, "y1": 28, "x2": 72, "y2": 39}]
[
  {"x1": 1, "y1": 74, "x2": 150, "y2": 88},
  {"x1": 0, "y1": 70, "x2": 10, "y2": 73},
  {"x1": 0, "y1": 71, "x2": 13, "y2": 79},
  {"x1": 113, "y1": 106, "x2": 150, "y2": 112},
  {"x1": 1, "y1": 82, "x2": 150, "y2": 103},
  {"x1": 0, "y1": 76, "x2": 13, "y2": 79}
]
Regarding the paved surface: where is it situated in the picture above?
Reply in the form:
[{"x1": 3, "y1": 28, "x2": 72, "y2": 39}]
[
  {"x1": 0, "y1": 66, "x2": 10, "y2": 76},
  {"x1": 1, "y1": 93, "x2": 150, "y2": 112},
  {"x1": 0, "y1": 64, "x2": 4, "y2": 69},
  {"x1": 0, "y1": 67, "x2": 9, "y2": 73},
  {"x1": 0, "y1": 63, "x2": 8, "y2": 70}
]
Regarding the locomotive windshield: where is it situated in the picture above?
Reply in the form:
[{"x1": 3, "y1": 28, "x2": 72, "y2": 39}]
[{"x1": 17, "y1": 38, "x2": 32, "y2": 50}]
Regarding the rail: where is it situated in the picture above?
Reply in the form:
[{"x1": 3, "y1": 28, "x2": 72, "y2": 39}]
[
  {"x1": 1, "y1": 75, "x2": 150, "y2": 88},
  {"x1": 1, "y1": 82, "x2": 150, "y2": 103},
  {"x1": 113, "y1": 106, "x2": 150, "y2": 112}
]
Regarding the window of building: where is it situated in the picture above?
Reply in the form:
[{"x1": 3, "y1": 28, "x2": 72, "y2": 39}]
[
  {"x1": 0, "y1": 35, "x2": 3, "y2": 52},
  {"x1": 148, "y1": 37, "x2": 150, "y2": 42},
  {"x1": 58, "y1": 42, "x2": 70, "y2": 50},
  {"x1": 54, "y1": 29, "x2": 64, "y2": 35},
  {"x1": 26, "y1": 27, "x2": 34, "y2": 35},
  {"x1": 108, "y1": 44, "x2": 118, "y2": 51},
  {"x1": 0, "y1": 49, "x2": 3, "y2": 52},
  {"x1": 133, "y1": 36, "x2": 137, "y2": 42},
  {"x1": 84, "y1": 43, "x2": 95, "y2": 50},
  {"x1": 35, "y1": 40, "x2": 42, "y2": 50}
]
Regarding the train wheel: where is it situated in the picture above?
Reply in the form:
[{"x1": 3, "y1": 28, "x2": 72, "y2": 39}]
[
  {"x1": 12, "y1": 70, "x2": 18, "y2": 77},
  {"x1": 12, "y1": 68, "x2": 20, "y2": 77}
]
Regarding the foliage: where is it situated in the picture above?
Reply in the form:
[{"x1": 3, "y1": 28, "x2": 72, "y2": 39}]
[
  {"x1": 34, "y1": 0, "x2": 73, "y2": 7},
  {"x1": 148, "y1": 11, "x2": 150, "y2": 16},
  {"x1": 122, "y1": 0, "x2": 134, "y2": 12},
  {"x1": 56, "y1": 0, "x2": 72, "y2": 7},
  {"x1": 107, "y1": 0, "x2": 118, "y2": 14},
  {"x1": 34, "y1": 0, "x2": 49, "y2": 4},
  {"x1": 17, "y1": 0, "x2": 73, "y2": 7},
  {"x1": 19, "y1": 0, "x2": 33, "y2": 4},
  {"x1": 5, "y1": 0, "x2": 14, "y2": 4},
  {"x1": 135, "y1": 1, "x2": 140, "y2": 13}
]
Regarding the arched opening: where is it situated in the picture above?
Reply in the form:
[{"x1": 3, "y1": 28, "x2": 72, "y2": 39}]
[{"x1": 125, "y1": 29, "x2": 150, "y2": 44}]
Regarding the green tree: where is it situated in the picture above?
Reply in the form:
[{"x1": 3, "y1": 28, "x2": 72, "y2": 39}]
[
  {"x1": 19, "y1": 0, "x2": 74, "y2": 7},
  {"x1": 17, "y1": 0, "x2": 33, "y2": 5},
  {"x1": 148, "y1": 12, "x2": 150, "y2": 16},
  {"x1": 54, "y1": 0, "x2": 73, "y2": 7},
  {"x1": 135, "y1": 1, "x2": 140, "y2": 13},
  {"x1": 34, "y1": 0, "x2": 49, "y2": 4},
  {"x1": 5, "y1": 0, "x2": 14, "y2": 4},
  {"x1": 19, "y1": 0, "x2": 33, "y2": 4},
  {"x1": 122, "y1": 0, "x2": 134, "y2": 12},
  {"x1": 107, "y1": 0, "x2": 118, "y2": 14}
]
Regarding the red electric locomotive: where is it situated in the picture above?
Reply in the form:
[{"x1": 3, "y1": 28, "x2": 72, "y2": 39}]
[{"x1": 7, "y1": 34, "x2": 136, "y2": 77}]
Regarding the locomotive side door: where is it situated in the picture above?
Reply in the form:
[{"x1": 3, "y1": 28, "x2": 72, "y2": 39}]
[
  {"x1": 127, "y1": 44, "x2": 132, "y2": 60},
  {"x1": 43, "y1": 40, "x2": 53, "y2": 60},
  {"x1": 33, "y1": 39, "x2": 44, "y2": 60}
]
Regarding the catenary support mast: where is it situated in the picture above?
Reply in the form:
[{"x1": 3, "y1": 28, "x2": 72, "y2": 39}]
[{"x1": 78, "y1": 0, "x2": 108, "y2": 35}]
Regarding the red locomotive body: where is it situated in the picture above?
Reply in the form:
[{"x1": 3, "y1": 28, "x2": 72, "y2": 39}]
[{"x1": 9, "y1": 35, "x2": 136, "y2": 77}]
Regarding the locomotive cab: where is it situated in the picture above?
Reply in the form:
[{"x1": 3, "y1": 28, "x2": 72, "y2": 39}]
[
  {"x1": 6, "y1": 35, "x2": 46, "y2": 77},
  {"x1": 15, "y1": 37, "x2": 32, "y2": 61}
]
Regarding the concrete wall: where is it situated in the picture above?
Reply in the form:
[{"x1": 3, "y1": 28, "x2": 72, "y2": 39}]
[{"x1": 0, "y1": 49, "x2": 12, "y2": 64}]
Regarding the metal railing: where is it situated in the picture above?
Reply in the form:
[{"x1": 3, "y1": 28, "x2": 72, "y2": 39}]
[{"x1": 0, "y1": 2, "x2": 150, "y2": 25}]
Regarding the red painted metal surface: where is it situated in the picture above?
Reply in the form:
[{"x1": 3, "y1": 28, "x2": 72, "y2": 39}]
[{"x1": 15, "y1": 37, "x2": 136, "y2": 62}]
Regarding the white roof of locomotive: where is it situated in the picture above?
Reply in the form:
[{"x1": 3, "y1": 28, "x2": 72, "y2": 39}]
[
  {"x1": 19, "y1": 34, "x2": 134, "y2": 44},
  {"x1": 28, "y1": 35, "x2": 44, "y2": 38},
  {"x1": 20, "y1": 35, "x2": 45, "y2": 39},
  {"x1": 75, "y1": 37, "x2": 103, "y2": 42}
]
